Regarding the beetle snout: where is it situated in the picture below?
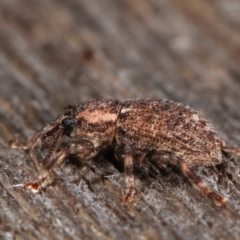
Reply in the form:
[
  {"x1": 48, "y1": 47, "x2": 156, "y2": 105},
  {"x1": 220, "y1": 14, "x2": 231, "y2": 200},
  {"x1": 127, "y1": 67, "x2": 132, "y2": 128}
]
[{"x1": 41, "y1": 124, "x2": 63, "y2": 151}]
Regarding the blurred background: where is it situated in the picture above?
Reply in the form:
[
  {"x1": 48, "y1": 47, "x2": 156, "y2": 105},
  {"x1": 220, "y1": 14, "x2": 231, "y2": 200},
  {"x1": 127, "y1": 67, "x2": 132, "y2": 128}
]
[{"x1": 1, "y1": 0, "x2": 240, "y2": 239}]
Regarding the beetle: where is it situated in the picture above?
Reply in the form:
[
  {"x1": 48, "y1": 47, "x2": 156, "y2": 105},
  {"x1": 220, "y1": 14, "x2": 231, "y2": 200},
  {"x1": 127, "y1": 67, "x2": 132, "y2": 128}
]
[{"x1": 10, "y1": 98, "x2": 240, "y2": 206}]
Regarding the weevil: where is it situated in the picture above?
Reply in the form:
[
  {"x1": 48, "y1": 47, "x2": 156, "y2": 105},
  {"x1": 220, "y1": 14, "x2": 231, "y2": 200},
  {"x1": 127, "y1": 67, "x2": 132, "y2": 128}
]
[{"x1": 9, "y1": 99, "x2": 240, "y2": 206}]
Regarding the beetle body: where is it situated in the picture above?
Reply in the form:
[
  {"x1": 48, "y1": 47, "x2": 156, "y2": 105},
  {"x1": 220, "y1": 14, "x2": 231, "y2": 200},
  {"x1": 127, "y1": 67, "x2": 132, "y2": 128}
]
[{"x1": 10, "y1": 98, "x2": 240, "y2": 206}]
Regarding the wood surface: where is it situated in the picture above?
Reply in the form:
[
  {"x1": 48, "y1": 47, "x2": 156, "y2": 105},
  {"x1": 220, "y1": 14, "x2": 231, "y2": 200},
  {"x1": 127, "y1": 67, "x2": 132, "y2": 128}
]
[{"x1": 1, "y1": 0, "x2": 240, "y2": 239}]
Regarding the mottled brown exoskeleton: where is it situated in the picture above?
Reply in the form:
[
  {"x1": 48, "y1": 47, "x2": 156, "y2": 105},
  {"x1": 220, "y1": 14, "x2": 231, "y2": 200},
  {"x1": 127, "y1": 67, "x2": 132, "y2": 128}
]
[{"x1": 10, "y1": 99, "x2": 240, "y2": 206}]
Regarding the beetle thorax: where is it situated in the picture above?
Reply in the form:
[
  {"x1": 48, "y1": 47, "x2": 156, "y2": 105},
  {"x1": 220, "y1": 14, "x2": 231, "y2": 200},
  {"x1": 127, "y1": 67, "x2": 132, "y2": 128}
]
[{"x1": 71, "y1": 99, "x2": 122, "y2": 148}]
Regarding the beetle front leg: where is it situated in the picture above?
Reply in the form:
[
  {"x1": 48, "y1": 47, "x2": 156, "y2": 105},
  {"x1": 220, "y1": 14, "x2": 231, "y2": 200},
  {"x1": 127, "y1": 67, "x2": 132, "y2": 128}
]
[
  {"x1": 9, "y1": 129, "x2": 43, "y2": 151},
  {"x1": 24, "y1": 140, "x2": 96, "y2": 193},
  {"x1": 9, "y1": 129, "x2": 44, "y2": 171}
]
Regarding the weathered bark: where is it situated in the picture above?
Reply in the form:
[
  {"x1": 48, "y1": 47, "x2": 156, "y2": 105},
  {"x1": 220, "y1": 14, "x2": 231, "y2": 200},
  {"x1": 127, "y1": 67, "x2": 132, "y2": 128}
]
[{"x1": 1, "y1": 0, "x2": 240, "y2": 239}]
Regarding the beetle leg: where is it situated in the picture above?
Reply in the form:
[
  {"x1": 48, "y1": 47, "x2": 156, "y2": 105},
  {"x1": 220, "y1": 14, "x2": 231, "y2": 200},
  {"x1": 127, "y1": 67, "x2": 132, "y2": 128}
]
[
  {"x1": 179, "y1": 161, "x2": 226, "y2": 206},
  {"x1": 114, "y1": 145, "x2": 136, "y2": 206},
  {"x1": 221, "y1": 146, "x2": 240, "y2": 156},
  {"x1": 9, "y1": 129, "x2": 43, "y2": 150},
  {"x1": 123, "y1": 155, "x2": 135, "y2": 206},
  {"x1": 23, "y1": 140, "x2": 96, "y2": 193},
  {"x1": 9, "y1": 129, "x2": 44, "y2": 171}
]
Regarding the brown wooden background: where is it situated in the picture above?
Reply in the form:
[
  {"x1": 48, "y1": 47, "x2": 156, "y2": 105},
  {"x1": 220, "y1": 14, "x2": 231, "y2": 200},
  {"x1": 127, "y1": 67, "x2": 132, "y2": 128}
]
[{"x1": 1, "y1": 0, "x2": 240, "y2": 239}]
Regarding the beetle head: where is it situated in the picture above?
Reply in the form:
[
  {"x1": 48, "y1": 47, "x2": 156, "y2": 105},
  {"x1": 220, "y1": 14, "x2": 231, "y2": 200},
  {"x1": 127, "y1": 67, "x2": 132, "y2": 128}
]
[{"x1": 40, "y1": 105, "x2": 76, "y2": 151}]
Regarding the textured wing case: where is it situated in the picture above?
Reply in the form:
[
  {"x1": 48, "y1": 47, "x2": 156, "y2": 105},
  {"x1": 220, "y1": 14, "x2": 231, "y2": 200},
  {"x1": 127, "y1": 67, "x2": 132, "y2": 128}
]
[{"x1": 116, "y1": 99, "x2": 222, "y2": 166}]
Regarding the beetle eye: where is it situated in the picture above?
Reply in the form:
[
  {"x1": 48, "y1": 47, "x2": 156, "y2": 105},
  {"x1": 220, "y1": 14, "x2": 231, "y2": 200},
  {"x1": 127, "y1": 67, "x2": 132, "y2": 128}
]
[{"x1": 62, "y1": 118, "x2": 73, "y2": 134}]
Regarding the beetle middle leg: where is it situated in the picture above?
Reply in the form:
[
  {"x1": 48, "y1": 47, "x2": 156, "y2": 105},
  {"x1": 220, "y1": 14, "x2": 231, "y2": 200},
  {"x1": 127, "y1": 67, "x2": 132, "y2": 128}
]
[
  {"x1": 24, "y1": 140, "x2": 96, "y2": 192},
  {"x1": 123, "y1": 155, "x2": 135, "y2": 206},
  {"x1": 179, "y1": 161, "x2": 226, "y2": 206},
  {"x1": 115, "y1": 145, "x2": 138, "y2": 206}
]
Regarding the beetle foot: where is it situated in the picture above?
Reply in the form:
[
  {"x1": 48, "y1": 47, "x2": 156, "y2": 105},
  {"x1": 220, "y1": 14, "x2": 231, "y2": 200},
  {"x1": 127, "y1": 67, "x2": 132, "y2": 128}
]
[
  {"x1": 123, "y1": 186, "x2": 135, "y2": 207},
  {"x1": 208, "y1": 192, "x2": 227, "y2": 207},
  {"x1": 24, "y1": 177, "x2": 47, "y2": 193}
]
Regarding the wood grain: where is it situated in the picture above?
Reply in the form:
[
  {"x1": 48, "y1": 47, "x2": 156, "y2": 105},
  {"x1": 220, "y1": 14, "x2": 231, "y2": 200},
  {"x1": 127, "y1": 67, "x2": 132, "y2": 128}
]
[{"x1": 1, "y1": 0, "x2": 240, "y2": 239}]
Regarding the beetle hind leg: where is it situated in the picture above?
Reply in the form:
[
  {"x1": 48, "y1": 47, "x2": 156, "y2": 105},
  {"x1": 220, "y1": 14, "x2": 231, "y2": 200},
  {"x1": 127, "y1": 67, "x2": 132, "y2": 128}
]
[
  {"x1": 221, "y1": 146, "x2": 240, "y2": 156},
  {"x1": 179, "y1": 161, "x2": 226, "y2": 206}
]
